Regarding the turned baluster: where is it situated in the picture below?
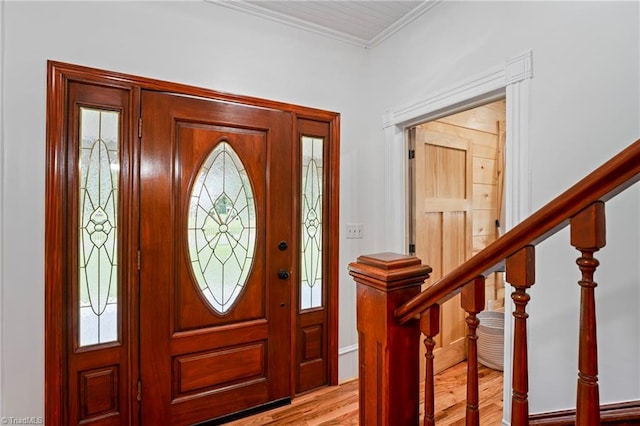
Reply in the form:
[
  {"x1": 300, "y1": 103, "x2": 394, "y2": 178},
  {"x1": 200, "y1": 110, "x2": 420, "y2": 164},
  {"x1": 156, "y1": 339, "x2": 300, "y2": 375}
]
[
  {"x1": 461, "y1": 277, "x2": 485, "y2": 426},
  {"x1": 421, "y1": 305, "x2": 440, "y2": 426},
  {"x1": 570, "y1": 202, "x2": 605, "y2": 425},
  {"x1": 507, "y1": 245, "x2": 535, "y2": 425}
]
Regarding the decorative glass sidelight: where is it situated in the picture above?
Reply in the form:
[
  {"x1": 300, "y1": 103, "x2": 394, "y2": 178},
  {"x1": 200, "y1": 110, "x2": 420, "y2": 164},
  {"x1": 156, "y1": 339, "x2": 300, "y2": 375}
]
[
  {"x1": 187, "y1": 142, "x2": 256, "y2": 314},
  {"x1": 79, "y1": 108, "x2": 120, "y2": 347},
  {"x1": 301, "y1": 136, "x2": 323, "y2": 310}
]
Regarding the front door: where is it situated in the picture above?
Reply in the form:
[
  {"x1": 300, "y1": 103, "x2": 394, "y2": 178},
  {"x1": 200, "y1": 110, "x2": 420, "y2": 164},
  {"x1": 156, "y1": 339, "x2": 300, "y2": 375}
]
[{"x1": 139, "y1": 91, "x2": 293, "y2": 424}]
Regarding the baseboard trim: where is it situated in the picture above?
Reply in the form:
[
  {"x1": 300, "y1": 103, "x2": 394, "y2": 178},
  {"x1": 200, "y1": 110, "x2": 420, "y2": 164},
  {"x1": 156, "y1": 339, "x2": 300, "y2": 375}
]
[
  {"x1": 338, "y1": 343, "x2": 358, "y2": 355},
  {"x1": 529, "y1": 400, "x2": 640, "y2": 425}
]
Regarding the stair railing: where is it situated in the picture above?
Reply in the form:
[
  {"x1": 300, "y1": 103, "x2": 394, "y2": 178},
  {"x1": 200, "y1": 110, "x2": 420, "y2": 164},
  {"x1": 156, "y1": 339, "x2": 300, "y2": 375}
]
[{"x1": 349, "y1": 138, "x2": 640, "y2": 425}]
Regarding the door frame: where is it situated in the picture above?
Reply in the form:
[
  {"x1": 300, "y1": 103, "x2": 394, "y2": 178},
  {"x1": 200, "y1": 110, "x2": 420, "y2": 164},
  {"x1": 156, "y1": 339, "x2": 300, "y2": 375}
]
[
  {"x1": 382, "y1": 51, "x2": 533, "y2": 423},
  {"x1": 45, "y1": 61, "x2": 340, "y2": 424}
]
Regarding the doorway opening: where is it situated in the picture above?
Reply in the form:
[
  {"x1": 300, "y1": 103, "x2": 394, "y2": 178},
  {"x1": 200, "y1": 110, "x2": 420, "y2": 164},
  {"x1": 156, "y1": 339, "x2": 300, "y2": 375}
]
[{"x1": 408, "y1": 99, "x2": 506, "y2": 374}]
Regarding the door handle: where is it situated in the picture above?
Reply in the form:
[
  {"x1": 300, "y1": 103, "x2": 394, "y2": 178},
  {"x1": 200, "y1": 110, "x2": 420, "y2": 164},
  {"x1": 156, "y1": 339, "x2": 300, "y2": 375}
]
[{"x1": 278, "y1": 269, "x2": 290, "y2": 280}]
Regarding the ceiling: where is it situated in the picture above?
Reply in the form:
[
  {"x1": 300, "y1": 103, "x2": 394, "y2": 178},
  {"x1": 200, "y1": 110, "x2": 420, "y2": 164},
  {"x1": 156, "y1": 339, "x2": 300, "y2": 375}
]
[{"x1": 208, "y1": 1, "x2": 441, "y2": 49}]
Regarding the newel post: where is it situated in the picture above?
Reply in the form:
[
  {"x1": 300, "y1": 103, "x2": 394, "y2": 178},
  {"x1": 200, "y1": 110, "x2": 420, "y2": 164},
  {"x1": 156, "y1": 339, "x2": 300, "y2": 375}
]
[{"x1": 349, "y1": 253, "x2": 432, "y2": 426}]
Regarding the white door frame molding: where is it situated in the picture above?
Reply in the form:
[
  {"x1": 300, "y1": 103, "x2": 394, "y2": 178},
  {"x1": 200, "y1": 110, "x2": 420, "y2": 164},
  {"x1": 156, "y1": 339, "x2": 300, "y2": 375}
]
[{"x1": 382, "y1": 50, "x2": 533, "y2": 426}]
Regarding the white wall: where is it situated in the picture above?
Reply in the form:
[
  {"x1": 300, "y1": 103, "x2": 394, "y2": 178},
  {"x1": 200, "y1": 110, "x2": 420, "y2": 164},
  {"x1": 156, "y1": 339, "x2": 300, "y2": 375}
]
[
  {"x1": 366, "y1": 0, "x2": 640, "y2": 419},
  {"x1": 0, "y1": 1, "x2": 368, "y2": 417},
  {"x1": 2, "y1": 0, "x2": 639, "y2": 421}
]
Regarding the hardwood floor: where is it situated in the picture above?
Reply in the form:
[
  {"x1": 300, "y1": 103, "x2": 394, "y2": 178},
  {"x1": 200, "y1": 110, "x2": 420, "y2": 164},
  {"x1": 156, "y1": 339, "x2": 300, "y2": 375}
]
[
  {"x1": 226, "y1": 362, "x2": 503, "y2": 425},
  {"x1": 433, "y1": 362, "x2": 503, "y2": 425}
]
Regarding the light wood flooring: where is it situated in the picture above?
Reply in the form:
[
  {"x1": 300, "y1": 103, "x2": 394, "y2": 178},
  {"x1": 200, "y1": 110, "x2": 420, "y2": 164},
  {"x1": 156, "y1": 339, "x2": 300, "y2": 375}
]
[{"x1": 226, "y1": 362, "x2": 503, "y2": 425}]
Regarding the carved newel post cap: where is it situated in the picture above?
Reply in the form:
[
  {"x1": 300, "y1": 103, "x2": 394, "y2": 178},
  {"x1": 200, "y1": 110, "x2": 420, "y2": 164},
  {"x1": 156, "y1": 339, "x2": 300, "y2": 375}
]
[{"x1": 348, "y1": 252, "x2": 432, "y2": 292}]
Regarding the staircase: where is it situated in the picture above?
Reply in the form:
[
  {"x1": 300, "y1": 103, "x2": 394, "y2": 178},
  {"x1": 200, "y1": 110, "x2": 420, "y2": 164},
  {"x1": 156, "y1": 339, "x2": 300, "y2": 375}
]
[{"x1": 349, "y1": 138, "x2": 640, "y2": 425}]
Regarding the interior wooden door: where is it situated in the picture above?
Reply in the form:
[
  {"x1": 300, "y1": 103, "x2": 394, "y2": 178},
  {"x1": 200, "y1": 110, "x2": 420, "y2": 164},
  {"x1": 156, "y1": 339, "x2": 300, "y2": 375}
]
[
  {"x1": 414, "y1": 126, "x2": 472, "y2": 373},
  {"x1": 139, "y1": 91, "x2": 294, "y2": 424}
]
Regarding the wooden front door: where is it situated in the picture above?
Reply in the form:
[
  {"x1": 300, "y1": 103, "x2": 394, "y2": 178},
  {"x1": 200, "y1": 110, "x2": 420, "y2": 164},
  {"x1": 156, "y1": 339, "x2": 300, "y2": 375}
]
[
  {"x1": 413, "y1": 126, "x2": 472, "y2": 373},
  {"x1": 139, "y1": 91, "x2": 293, "y2": 424},
  {"x1": 47, "y1": 62, "x2": 339, "y2": 425}
]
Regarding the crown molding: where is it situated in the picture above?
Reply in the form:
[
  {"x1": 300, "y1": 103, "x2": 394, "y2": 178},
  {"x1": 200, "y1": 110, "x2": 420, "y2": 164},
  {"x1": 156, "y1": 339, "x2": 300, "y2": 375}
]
[
  {"x1": 368, "y1": 0, "x2": 442, "y2": 48},
  {"x1": 207, "y1": 0, "x2": 370, "y2": 48},
  {"x1": 207, "y1": 0, "x2": 441, "y2": 49}
]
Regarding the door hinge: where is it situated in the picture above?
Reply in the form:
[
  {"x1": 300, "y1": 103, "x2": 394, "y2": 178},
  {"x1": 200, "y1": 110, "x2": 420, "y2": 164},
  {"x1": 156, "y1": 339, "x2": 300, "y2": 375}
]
[
  {"x1": 137, "y1": 250, "x2": 141, "y2": 271},
  {"x1": 408, "y1": 150, "x2": 415, "y2": 159},
  {"x1": 138, "y1": 117, "x2": 143, "y2": 138},
  {"x1": 137, "y1": 379, "x2": 142, "y2": 402},
  {"x1": 409, "y1": 243, "x2": 416, "y2": 254}
]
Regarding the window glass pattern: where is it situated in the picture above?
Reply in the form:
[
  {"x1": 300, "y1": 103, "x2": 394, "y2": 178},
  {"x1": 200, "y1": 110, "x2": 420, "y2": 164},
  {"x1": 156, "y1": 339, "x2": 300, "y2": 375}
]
[
  {"x1": 301, "y1": 136, "x2": 323, "y2": 310},
  {"x1": 188, "y1": 142, "x2": 256, "y2": 314},
  {"x1": 79, "y1": 108, "x2": 119, "y2": 347}
]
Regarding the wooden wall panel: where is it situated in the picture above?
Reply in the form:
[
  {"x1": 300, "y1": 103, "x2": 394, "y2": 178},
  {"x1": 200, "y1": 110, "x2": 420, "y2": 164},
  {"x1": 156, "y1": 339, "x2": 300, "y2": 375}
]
[
  {"x1": 474, "y1": 157, "x2": 497, "y2": 184},
  {"x1": 473, "y1": 235, "x2": 494, "y2": 254},
  {"x1": 472, "y1": 210, "x2": 497, "y2": 237},
  {"x1": 423, "y1": 121, "x2": 498, "y2": 159},
  {"x1": 438, "y1": 101, "x2": 506, "y2": 134},
  {"x1": 473, "y1": 183, "x2": 497, "y2": 210}
]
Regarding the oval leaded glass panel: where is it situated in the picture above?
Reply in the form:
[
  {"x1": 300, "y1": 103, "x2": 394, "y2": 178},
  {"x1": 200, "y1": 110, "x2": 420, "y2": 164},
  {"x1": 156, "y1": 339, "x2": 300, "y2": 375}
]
[{"x1": 187, "y1": 142, "x2": 256, "y2": 314}]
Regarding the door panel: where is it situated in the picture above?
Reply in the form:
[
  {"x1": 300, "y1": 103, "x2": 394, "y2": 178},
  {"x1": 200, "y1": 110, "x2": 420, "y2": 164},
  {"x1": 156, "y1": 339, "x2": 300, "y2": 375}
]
[
  {"x1": 414, "y1": 127, "x2": 472, "y2": 373},
  {"x1": 140, "y1": 91, "x2": 293, "y2": 425}
]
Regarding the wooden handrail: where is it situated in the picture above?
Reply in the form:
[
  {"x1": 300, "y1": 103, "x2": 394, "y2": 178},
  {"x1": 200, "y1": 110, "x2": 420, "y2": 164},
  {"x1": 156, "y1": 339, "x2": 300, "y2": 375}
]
[{"x1": 395, "y1": 138, "x2": 640, "y2": 324}]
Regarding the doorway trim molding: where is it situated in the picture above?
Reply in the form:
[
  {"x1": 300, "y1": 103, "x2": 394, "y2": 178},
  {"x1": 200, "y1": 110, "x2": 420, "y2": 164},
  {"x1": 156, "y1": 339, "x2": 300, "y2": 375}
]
[{"x1": 382, "y1": 50, "x2": 533, "y2": 426}]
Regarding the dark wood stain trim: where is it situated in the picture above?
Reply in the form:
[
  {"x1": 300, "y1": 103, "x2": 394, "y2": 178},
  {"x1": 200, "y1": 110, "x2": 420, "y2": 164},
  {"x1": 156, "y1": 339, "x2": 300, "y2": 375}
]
[
  {"x1": 47, "y1": 61, "x2": 338, "y2": 120},
  {"x1": 46, "y1": 57, "x2": 69, "y2": 426},
  {"x1": 327, "y1": 113, "x2": 340, "y2": 385}
]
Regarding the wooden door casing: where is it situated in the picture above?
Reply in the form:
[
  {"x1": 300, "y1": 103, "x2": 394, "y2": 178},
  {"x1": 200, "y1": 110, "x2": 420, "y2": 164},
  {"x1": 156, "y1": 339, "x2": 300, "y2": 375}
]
[
  {"x1": 414, "y1": 126, "x2": 472, "y2": 373},
  {"x1": 140, "y1": 91, "x2": 293, "y2": 424}
]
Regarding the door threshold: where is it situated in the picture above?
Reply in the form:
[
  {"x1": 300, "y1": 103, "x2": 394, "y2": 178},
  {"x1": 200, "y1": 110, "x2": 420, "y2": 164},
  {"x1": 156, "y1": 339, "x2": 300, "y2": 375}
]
[{"x1": 195, "y1": 397, "x2": 292, "y2": 425}]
